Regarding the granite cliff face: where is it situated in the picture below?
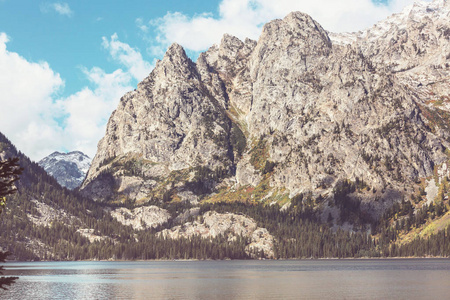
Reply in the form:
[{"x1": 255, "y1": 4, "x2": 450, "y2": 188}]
[
  {"x1": 81, "y1": 0, "x2": 450, "y2": 219},
  {"x1": 110, "y1": 206, "x2": 171, "y2": 230},
  {"x1": 158, "y1": 211, "x2": 275, "y2": 258}
]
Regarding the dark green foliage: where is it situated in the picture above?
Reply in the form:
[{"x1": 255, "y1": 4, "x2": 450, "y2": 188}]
[
  {"x1": 290, "y1": 193, "x2": 316, "y2": 219},
  {"x1": 388, "y1": 225, "x2": 450, "y2": 257},
  {"x1": 0, "y1": 151, "x2": 22, "y2": 290},
  {"x1": 104, "y1": 234, "x2": 249, "y2": 260},
  {"x1": 187, "y1": 166, "x2": 229, "y2": 195},
  {"x1": 333, "y1": 179, "x2": 374, "y2": 228},
  {"x1": 98, "y1": 155, "x2": 116, "y2": 168},
  {"x1": 249, "y1": 137, "x2": 269, "y2": 172},
  {"x1": 200, "y1": 202, "x2": 376, "y2": 258},
  {"x1": 0, "y1": 157, "x2": 22, "y2": 200},
  {"x1": 230, "y1": 123, "x2": 246, "y2": 157},
  {"x1": 263, "y1": 160, "x2": 276, "y2": 175},
  {"x1": 374, "y1": 197, "x2": 449, "y2": 256}
]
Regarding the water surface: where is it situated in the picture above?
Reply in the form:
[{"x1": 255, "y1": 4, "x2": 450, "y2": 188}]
[{"x1": 1, "y1": 259, "x2": 450, "y2": 299}]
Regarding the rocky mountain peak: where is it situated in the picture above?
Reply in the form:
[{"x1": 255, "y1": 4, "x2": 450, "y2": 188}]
[
  {"x1": 283, "y1": 11, "x2": 330, "y2": 38},
  {"x1": 152, "y1": 42, "x2": 196, "y2": 82},
  {"x1": 81, "y1": 5, "x2": 450, "y2": 223},
  {"x1": 219, "y1": 34, "x2": 244, "y2": 57},
  {"x1": 164, "y1": 43, "x2": 188, "y2": 61},
  {"x1": 258, "y1": 11, "x2": 331, "y2": 51},
  {"x1": 250, "y1": 10, "x2": 332, "y2": 84},
  {"x1": 38, "y1": 151, "x2": 91, "y2": 190}
]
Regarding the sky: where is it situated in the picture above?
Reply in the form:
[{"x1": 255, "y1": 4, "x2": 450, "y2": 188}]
[{"x1": 0, "y1": 0, "x2": 430, "y2": 161}]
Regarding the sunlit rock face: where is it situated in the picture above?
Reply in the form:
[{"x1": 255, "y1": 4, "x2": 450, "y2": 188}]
[{"x1": 81, "y1": 1, "x2": 450, "y2": 217}]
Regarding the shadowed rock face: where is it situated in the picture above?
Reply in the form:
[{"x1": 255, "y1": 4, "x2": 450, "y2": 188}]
[
  {"x1": 39, "y1": 151, "x2": 91, "y2": 189},
  {"x1": 81, "y1": 2, "x2": 450, "y2": 215}
]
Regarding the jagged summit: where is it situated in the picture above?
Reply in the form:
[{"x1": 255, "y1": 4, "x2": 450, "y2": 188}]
[
  {"x1": 81, "y1": 4, "x2": 450, "y2": 224},
  {"x1": 164, "y1": 42, "x2": 189, "y2": 60},
  {"x1": 282, "y1": 11, "x2": 331, "y2": 43},
  {"x1": 257, "y1": 10, "x2": 331, "y2": 53},
  {"x1": 331, "y1": 0, "x2": 450, "y2": 45}
]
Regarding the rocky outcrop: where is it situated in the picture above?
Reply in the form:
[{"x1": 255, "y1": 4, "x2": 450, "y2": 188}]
[
  {"x1": 76, "y1": 229, "x2": 110, "y2": 243},
  {"x1": 110, "y1": 206, "x2": 171, "y2": 230},
  {"x1": 38, "y1": 151, "x2": 91, "y2": 189},
  {"x1": 173, "y1": 207, "x2": 200, "y2": 224},
  {"x1": 27, "y1": 199, "x2": 79, "y2": 227},
  {"x1": 81, "y1": 0, "x2": 450, "y2": 218},
  {"x1": 246, "y1": 228, "x2": 275, "y2": 258},
  {"x1": 158, "y1": 211, "x2": 275, "y2": 258}
]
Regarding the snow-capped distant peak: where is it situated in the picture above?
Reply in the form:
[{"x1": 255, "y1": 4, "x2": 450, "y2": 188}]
[
  {"x1": 38, "y1": 151, "x2": 92, "y2": 190},
  {"x1": 329, "y1": 0, "x2": 450, "y2": 45},
  {"x1": 44, "y1": 151, "x2": 91, "y2": 173}
]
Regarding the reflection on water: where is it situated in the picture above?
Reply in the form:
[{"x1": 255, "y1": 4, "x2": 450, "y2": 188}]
[{"x1": 1, "y1": 259, "x2": 450, "y2": 299}]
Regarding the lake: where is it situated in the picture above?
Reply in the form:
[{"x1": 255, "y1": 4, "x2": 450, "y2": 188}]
[{"x1": 1, "y1": 259, "x2": 450, "y2": 299}]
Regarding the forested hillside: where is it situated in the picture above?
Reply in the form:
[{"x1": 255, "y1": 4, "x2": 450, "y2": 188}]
[{"x1": 1, "y1": 131, "x2": 450, "y2": 260}]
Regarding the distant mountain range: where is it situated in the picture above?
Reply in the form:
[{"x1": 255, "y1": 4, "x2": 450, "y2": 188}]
[{"x1": 38, "y1": 151, "x2": 91, "y2": 190}]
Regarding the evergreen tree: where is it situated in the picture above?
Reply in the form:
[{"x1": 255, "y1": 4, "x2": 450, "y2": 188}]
[{"x1": 0, "y1": 157, "x2": 22, "y2": 290}]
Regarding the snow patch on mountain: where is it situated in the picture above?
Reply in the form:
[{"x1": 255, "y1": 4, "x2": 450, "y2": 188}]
[
  {"x1": 330, "y1": 0, "x2": 450, "y2": 45},
  {"x1": 38, "y1": 151, "x2": 91, "y2": 189}
]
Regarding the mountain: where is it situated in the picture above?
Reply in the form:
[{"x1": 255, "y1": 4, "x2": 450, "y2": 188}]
[
  {"x1": 38, "y1": 151, "x2": 91, "y2": 190},
  {"x1": 81, "y1": 0, "x2": 450, "y2": 223},
  {"x1": 2, "y1": 0, "x2": 450, "y2": 261},
  {"x1": 0, "y1": 132, "x2": 284, "y2": 260}
]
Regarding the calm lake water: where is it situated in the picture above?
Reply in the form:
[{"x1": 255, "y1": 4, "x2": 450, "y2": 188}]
[{"x1": 1, "y1": 259, "x2": 450, "y2": 299}]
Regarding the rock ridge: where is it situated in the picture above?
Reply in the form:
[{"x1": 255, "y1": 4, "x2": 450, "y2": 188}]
[{"x1": 81, "y1": 0, "x2": 450, "y2": 222}]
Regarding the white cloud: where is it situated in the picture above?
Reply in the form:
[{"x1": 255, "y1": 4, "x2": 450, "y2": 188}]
[
  {"x1": 135, "y1": 18, "x2": 149, "y2": 32},
  {"x1": 149, "y1": 0, "x2": 431, "y2": 53},
  {"x1": 102, "y1": 33, "x2": 153, "y2": 81},
  {"x1": 41, "y1": 2, "x2": 73, "y2": 17},
  {"x1": 0, "y1": 32, "x2": 150, "y2": 161},
  {"x1": 0, "y1": 32, "x2": 65, "y2": 160},
  {"x1": 57, "y1": 67, "x2": 133, "y2": 157},
  {"x1": 52, "y1": 2, "x2": 73, "y2": 16}
]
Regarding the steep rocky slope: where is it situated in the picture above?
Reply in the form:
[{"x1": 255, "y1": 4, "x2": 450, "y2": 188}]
[
  {"x1": 1, "y1": 128, "x2": 449, "y2": 260},
  {"x1": 81, "y1": 0, "x2": 450, "y2": 224},
  {"x1": 0, "y1": 132, "x2": 277, "y2": 260},
  {"x1": 81, "y1": 43, "x2": 236, "y2": 203},
  {"x1": 38, "y1": 151, "x2": 91, "y2": 189},
  {"x1": 330, "y1": 0, "x2": 450, "y2": 122}
]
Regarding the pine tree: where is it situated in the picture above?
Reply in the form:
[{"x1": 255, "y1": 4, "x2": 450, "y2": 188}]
[{"x1": 0, "y1": 157, "x2": 22, "y2": 290}]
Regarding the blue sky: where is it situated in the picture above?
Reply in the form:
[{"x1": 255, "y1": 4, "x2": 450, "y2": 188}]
[
  {"x1": 0, "y1": 0, "x2": 425, "y2": 161},
  {"x1": 0, "y1": 0, "x2": 220, "y2": 96}
]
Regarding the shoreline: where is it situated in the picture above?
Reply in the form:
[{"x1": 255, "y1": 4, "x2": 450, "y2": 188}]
[{"x1": 5, "y1": 256, "x2": 450, "y2": 263}]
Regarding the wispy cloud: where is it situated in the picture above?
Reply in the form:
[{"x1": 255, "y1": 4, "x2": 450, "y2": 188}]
[
  {"x1": 135, "y1": 18, "x2": 149, "y2": 32},
  {"x1": 56, "y1": 67, "x2": 133, "y2": 157},
  {"x1": 145, "y1": 0, "x2": 431, "y2": 53},
  {"x1": 102, "y1": 33, "x2": 153, "y2": 81},
  {"x1": 41, "y1": 2, "x2": 73, "y2": 17}
]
